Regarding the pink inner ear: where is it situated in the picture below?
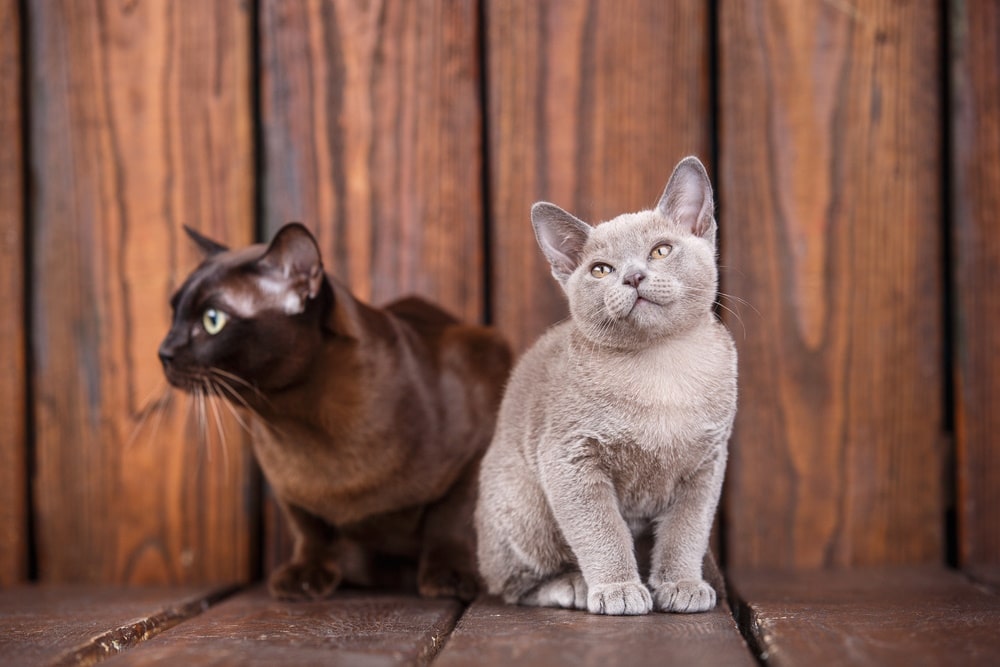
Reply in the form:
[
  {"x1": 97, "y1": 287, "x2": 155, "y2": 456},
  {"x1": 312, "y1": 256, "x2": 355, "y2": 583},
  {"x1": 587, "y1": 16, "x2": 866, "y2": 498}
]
[{"x1": 658, "y1": 163, "x2": 714, "y2": 238}]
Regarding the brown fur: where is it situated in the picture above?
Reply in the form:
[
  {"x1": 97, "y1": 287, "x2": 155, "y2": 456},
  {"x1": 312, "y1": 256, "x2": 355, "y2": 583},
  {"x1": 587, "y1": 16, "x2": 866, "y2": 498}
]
[{"x1": 159, "y1": 224, "x2": 512, "y2": 600}]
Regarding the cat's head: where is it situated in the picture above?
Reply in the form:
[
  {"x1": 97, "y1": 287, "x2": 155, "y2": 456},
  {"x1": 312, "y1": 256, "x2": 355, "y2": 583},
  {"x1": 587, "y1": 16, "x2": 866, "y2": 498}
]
[
  {"x1": 158, "y1": 223, "x2": 329, "y2": 396},
  {"x1": 533, "y1": 156, "x2": 718, "y2": 348}
]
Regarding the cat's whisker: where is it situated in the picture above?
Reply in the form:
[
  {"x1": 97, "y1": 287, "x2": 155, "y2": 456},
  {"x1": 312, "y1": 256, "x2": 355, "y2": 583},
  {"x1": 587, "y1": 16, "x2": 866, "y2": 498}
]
[
  {"x1": 209, "y1": 374, "x2": 268, "y2": 430},
  {"x1": 205, "y1": 385, "x2": 231, "y2": 475},
  {"x1": 716, "y1": 292, "x2": 760, "y2": 318},
  {"x1": 207, "y1": 372, "x2": 260, "y2": 414},
  {"x1": 209, "y1": 367, "x2": 268, "y2": 404},
  {"x1": 125, "y1": 382, "x2": 173, "y2": 451},
  {"x1": 713, "y1": 301, "x2": 748, "y2": 340},
  {"x1": 211, "y1": 380, "x2": 256, "y2": 434},
  {"x1": 195, "y1": 385, "x2": 213, "y2": 464},
  {"x1": 147, "y1": 388, "x2": 175, "y2": 450}
]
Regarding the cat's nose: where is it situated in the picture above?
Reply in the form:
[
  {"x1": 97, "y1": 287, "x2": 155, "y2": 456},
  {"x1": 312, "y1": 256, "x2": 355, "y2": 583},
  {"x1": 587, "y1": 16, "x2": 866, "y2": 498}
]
[
  {"x1": 158, "y1": 343, "x2": 175, "y2": 367},
  {"x1": 623, "y1": 271, "x2": 645, "y2": 288}
]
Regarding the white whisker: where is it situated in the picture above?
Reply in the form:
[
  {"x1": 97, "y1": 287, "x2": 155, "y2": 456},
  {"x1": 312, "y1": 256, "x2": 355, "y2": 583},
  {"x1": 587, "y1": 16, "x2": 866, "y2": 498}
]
[
  {"x1": 206, "y1": 387, "x2": 231, "y2": 474},
  {"x1": 126, "y1": 382, "x2": 173, "y2": 450}
]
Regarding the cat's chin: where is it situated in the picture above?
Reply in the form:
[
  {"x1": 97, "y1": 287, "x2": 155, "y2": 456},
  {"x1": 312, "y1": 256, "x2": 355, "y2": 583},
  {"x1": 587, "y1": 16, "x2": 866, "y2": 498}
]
[{"x1": 163, "y1": 369, "x2": 214, "y2": 395}]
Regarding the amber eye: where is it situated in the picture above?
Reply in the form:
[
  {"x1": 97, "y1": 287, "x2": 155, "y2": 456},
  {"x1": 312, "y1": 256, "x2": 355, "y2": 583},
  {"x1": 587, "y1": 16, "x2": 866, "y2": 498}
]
[
  {"x1": 651, "y1": 243, "x2": 672, "y2": 259},
  {"x1": 590, "y1": 263, "x2": 614, "y2": 279},
  {"x1": 202, "y1": 308, "x2": 229, "y2": 335}
]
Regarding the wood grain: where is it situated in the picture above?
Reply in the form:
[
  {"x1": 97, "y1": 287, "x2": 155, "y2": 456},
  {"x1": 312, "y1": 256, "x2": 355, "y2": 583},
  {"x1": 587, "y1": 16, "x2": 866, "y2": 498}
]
[
  {"x1": 0, "y1": 585, "x2": 233, "y2": 666},
  {"x1": 30, "y1": 0, "x2": 255, "y2": 584},
  {"x1": 951, "y1": 0, "x2": 1000, "y2": 568},
  {"x1": 719, "y1": 0, "x2": 945, "y2": 568},
  {"x1": 260, "y1": 0, "x2": 484, "y2": 324},
  {"x1": 730, "y1": 568, "x2": 1000, "y2": 666},
  {"x1": 435, "y1": 596, "x2": 755, "y2": 667},
  {"x1": 0, "y1": 0, "x2": 27, "y2": 585},
  {"x1": 485, "y1": 0, "x2": 711, "y2": 353},
  {"x1": 102, "y1": 588, "x2": 462, "y2": 666},
  {"x1": 258, "y1": 0, "x2": 484, "y2": 572}
]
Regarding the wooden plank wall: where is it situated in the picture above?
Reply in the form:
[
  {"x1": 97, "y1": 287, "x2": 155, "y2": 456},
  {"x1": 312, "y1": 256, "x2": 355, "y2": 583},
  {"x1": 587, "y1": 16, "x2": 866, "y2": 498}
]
[
  {"x1": 951, "y1": 0, "x2": 1000, "y2": 574},
  {"x1": 0, "y1": 0, "x2": 27, "y2": 586},
  {"x1": 719, "y1": 0, "x2": 944, "y2": 568},
  {"x1": 28, "y1": 0, "x2": 254, "y2": 584},
  {"x1": 0, "y1": 0, "x2": 997, "y2": 586}
]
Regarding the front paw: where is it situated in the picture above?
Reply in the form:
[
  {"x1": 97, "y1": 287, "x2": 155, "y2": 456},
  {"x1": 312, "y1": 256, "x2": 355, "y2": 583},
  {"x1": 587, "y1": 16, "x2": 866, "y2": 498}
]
[
  {"x1": 268, "y1": 560, "x2": 342, "y2": 601},
  {"x1": 523, "y1": 571, "x2": 588, "y2": 610},
  {"x1": 587, "y1": 581, "x2": 652, "y2": 616},
  {"x1": 653, "y1": 579, "x2": 716, "y2": 613}
]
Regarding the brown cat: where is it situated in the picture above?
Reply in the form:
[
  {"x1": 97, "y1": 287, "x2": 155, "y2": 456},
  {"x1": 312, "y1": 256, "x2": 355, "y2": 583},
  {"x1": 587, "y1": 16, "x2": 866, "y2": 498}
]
[{"x1": 158, "y1": 223, "x2": 512, "y2": 600}]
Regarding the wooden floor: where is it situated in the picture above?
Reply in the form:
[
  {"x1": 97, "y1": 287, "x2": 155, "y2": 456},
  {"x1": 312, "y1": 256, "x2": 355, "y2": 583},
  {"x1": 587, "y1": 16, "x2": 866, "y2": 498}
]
[{"x1": 3, "y1": 568, "x2": 999, "y2": 666}]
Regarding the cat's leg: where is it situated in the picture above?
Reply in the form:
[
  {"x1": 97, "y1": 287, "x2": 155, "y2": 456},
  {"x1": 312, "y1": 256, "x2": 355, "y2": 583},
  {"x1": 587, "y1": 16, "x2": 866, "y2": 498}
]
[
  {"x1": 540, "y1": 438, "x2": 652, "y2": 616},
  {"x1": 476, "y1": 457, "x2": 579, "y2": 607},
  {"x1": 648, "y1": 450, "x2": 725, "y2": 613},
  {"x1": 268, "y1": 502, "x2": 343, "y2": 601},
  {"x1": 417, "y1": 457, "x2": 481, "y2": 601}
]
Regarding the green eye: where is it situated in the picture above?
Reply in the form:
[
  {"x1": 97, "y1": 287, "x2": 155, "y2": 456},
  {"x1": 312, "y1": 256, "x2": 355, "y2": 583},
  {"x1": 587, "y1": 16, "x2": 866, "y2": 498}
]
[
  {"x1": 202, "y1": 308, "x2": 229, "y2": 335},
  {"x1": 591, "y1": 263, "x2": 614, "y2": 279},
  {"x1": 651, "y1": 244, "x2": 672, "y2": 259}
]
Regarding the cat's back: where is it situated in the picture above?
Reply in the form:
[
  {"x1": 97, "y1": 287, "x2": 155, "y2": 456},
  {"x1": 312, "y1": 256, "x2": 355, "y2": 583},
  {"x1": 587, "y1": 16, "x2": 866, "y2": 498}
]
[
  {"x1": 385, "y1": 294, "x2": 512, "y2": 420},
  {"x1": 385, "y1": 295, "x2": 459, "y2": 331}
]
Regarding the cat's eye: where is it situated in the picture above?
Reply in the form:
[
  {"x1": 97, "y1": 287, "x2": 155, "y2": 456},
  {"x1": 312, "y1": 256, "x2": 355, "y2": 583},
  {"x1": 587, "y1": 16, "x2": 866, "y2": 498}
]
[
  {"x1": 650, "y1": 243, "x2": 673, "y2": 259},
  {"x1": 591, "y1": 263, "x2": 614, "y2": 279},
  {"x1": 202, "y1": 308, "x2": 229, "y2": 335}
]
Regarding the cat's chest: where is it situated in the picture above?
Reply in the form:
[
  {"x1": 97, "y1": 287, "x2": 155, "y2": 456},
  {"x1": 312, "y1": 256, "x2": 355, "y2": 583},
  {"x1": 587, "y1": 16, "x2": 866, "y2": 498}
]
[{"x1": 572, "y1": 336, "x2": 734, "y2": 438}]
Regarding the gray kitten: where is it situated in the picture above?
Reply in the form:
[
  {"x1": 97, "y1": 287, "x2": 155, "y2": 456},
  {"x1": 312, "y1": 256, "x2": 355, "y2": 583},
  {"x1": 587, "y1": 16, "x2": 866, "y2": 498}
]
[{"x1": 476, "y1": 156, "x2": 737, "y2": 616}]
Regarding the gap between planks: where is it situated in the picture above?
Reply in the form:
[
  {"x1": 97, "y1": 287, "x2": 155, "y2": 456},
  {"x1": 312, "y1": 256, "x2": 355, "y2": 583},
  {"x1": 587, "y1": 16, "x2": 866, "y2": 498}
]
[{"x1": 50, "y1": 585, "x2": 243, "y2": 667}]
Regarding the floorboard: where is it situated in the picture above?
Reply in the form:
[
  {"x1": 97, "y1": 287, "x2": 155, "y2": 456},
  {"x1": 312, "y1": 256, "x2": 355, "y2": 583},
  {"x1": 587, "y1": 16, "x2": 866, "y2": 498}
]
[
  {"x1": 101, "y1": 587, "x2": 462, "y2": 667},
  {"x1": 0, "y1": 585, "x2": 235, "y2": 666},
  {"x1": 434, "y1": 595, "x2": 755, "y2": 667},
  {"x1": 730, "y1": 567, "x2": 1000, "y2": 667}
]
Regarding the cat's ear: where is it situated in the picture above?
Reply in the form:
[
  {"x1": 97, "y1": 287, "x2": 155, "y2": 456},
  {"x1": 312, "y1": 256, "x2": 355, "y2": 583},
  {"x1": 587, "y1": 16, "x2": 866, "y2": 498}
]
[
  {"x1": 257, "y1": 223, "x2": 325, "y2": 314},
  {"x1": 531, "y1": 202, "x2": 592, "y2": 284},
  {"x1": 656, "y1": 156, "x2": 716, "y2": 244},
  {"x1": 184, "y1": 225, "x2": 229, "y2": 256}
]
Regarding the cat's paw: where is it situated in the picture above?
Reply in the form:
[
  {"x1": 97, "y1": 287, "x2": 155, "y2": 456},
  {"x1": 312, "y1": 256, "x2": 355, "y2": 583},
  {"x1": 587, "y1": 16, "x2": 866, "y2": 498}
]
[
  {"x1": 418, "y1": 563, "x2": 479, "y2": 602},
  {"x1": 523, "y1": 572, "x2": 588, "y2": 610},
  {"x1": 268, "y1": 560, "x2": 342, "y2": 601},
  {"x1": 653, "y1": 579, "x2": 716, "y2": 613},
  {"x1": 587, "y1": 581, "x2": 652, "y2": 616}
]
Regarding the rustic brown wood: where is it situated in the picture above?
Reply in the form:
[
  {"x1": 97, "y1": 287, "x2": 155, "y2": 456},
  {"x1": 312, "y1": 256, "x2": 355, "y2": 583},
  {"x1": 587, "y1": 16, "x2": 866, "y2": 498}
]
[
  {"x1": 434, "y1": 596, "x2": 755, "y2": 667},
  {"x1": 258, "y1": 0, "x2": 485, "y2": 574},
  {"x1": 951, "y1": 0, "x2": 1000, "y2": 569},
  {"x1": 967, "y1": 566, "x2": 1000, "y2": 591},
  {"x1": 30, "y1": 0, "x2": 255, "y2": 583},
  {"x1": 731, "y1": 568, "x2": 1000, "y2": 666},
  {"x1": 103, "y1": 588, "x2": 462, "y2": 666},
  {"x1": 0, "y1": 0, "x2": 27, "y2": 586},
  {"x1": 0, "y1": 585, "x2": 233, "y2": 666},
  {"x1": 719, "y1": 1, "x2": 945, "y2": 568},
  {"x1": 485, "y1": 0, "x2": 711, "y2": 354},
  {"x1": 260, "y1": 0, "x2": 484, "y2": 323}
]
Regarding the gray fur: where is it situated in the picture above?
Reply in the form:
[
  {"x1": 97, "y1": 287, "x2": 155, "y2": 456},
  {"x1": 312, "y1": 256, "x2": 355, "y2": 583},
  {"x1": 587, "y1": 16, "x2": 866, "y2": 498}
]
[{"x1": 476, "y1": 156, "x2": 737, "y2": 615}]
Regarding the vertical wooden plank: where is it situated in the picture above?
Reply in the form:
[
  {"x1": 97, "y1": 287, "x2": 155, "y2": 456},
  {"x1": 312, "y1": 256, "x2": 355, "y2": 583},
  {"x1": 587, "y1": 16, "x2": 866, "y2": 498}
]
[
  {"x1": 258, "y1": 0, "x2": 484, "y2": 570},
  {"x1": 31, "y1": 1, "x2": 254, "y2": 583},
  {"x1": 485, "y1": 0, "x2": 711, "y2": 354},
  {"x1": 260, "y1": 0, "x2": 484, "y2": 324},
  {"x1": 951, "y1": 0, "x2": 1000, "y2": 567},
  {"x1": 720, "y1": 1, "x2": 944, "y2": 568},
  {"x1": 0, "y1": 0, "x2": 27, "y2": 585}
]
